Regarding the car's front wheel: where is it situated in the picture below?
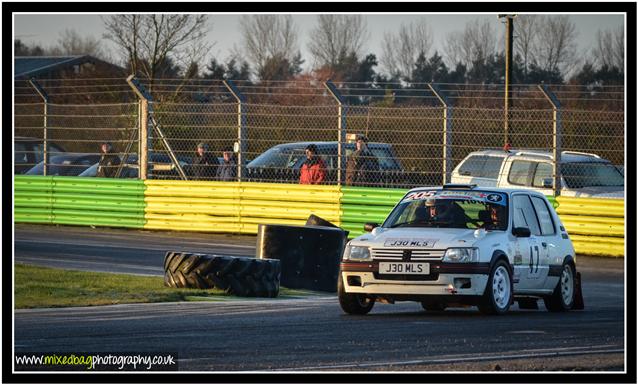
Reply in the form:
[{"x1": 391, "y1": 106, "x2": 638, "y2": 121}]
[
  {"x1": 478, "y1": 260, "x2": 513, "y2": 315},
  {"x1": 544, "y1": 262, "x2": 575, "y2": 312},
  {"x1": 338, "y1": 275, "x2": 374, "y2": 315}
]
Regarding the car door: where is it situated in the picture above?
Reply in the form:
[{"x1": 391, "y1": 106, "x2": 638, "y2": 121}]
[
  {"x1": 511, "y1": 194, "x2": 544, "y2": 291},
  {"x1": 529, "y1": 195, "x2": 557, "y2": 290}
]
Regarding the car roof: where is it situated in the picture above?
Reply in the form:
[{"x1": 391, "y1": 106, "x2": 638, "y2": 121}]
[
  {"x1": 465, "y1": 149, "x2": 610, "y2": 163},
  {"x1": 270, "y1": 141, "x2": 390, "y2": 149},
  {"x1": 406, "y1": 186, "x2": 548, "y2": 198}
]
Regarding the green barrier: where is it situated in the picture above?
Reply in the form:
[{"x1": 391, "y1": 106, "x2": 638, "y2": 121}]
[{"x1": 14, "y1": 176, "x2": 146, "y2": 229}]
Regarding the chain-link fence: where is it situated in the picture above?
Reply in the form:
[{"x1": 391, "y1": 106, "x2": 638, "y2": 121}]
[{"x1": 13, "y1": 77, "x2": 625, "y2": 195}]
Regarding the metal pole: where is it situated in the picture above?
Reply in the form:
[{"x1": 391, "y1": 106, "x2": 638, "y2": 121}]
[
  {"x1": 499, "y1": 14, "x2": 516, "y2": 147},
  {"x1": 538, "y1": 84, "x2": 562, "y2": 196},
  {"x1": 324, "y1": 80, "x2": 346, "y2": 185},
  {"x1": 28, "y1": 78, "x2": 49, "y2": 176},
  {"x1": 127, "y1": 75, "x2": 149, "y2": 180},
  {"x1": 428, "y1": 83, "x2": 452, "y2": 185},
  {"x1": 223, "y1": 80, "x2": 246, "y2": 182}
]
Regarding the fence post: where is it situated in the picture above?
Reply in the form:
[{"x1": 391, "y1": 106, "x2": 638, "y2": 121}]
[
  {"x1": 324, "y1": 80, "x2": 346, "y2": 186},
  {"x1": 538, "y1": 84, "x2": 562, "y2": 196},
  {"x1": 223, "y1": 80, "x2": 246, "y2": 182},
  {"x1": 428, "y1": 83, "x2": 453, "y2": 185},
  {"x1": 126, "y1": 75, "x2": 149, "y2": 180},
  {"x1": 28, "y1": 78, "x2": 49, "y2": 176}
]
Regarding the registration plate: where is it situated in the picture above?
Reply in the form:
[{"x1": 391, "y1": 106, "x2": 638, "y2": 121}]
[{"x1": 378, "y1": 262, "x2": 430, "y2": 275}]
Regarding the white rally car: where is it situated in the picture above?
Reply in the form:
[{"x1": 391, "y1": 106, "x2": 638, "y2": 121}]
[{"x1": 338, "y1": 184, "x2": 584, "y2": 315}]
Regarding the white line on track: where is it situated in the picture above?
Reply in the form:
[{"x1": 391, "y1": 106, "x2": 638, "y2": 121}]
[
  {"x1": 14, "y1": 238, "x2": 255, "y2": 252},
  {"x1": 267, "y1": 345, "x2": 625, "y2": 371}
]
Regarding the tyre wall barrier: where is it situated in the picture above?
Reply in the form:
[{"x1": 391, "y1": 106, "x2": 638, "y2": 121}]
[
  {"x1": 143, "y1": 180, "x2": 341, "y2": 235},
  {"x1": 164, "y1": 251, "x2": 281, "y2": 297},
  {"x1": 341, "y1": 187, "x2": 622, "y2": 257},
  {"x1": 14, "y1": 175, "x2": 146, "y2": 228},
  {"x1": 256, "y1": 224, "x2": 347, "y2": 292}
]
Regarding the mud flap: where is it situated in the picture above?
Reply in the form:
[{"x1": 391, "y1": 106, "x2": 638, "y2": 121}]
[{"x1": 573, "y1": 271, "x2": 585, "y2": 310}]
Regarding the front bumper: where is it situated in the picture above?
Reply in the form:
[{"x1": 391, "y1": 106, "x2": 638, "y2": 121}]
[{"x1": 341, "y1": 260, "x2": 490, "y2": 296}]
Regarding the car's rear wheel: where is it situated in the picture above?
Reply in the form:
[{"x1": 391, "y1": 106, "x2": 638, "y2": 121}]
[
  {"x1": 421, "y1": 302, "x2": 447, "y2": 312},
  {"x1": 478, "y1": 260, "x2": 512, "y2": 315},
  {"x1": 544, "y1": 262, "x2": 575, "y2": 312},
  {"x1": 338, "y1": 275, "x2": 374, "y2": 315}
]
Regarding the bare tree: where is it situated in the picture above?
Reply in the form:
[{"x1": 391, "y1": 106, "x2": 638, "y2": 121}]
[
  {"x1": 592, "y1": 26, "x2": 624, "y2": 70},
  {"x1": 513, "y1": 14, "x2": 539, "y2": 79},
  {"x1": 532, "y1": 15, "x2": 578, "y2": 75},
  {"x1": 380, "y1": 19, "x2": 432, "y2": 80},
  {"x1": 307, "y1": 15, "x2": 368, "y2": 68},
  {"x1": 103, "y1": 14, "x2": 210, "y2": 85},
  {"x1": 444, "y1": 19, "x2": 497, "y2": 70},
  {"x1": 49, "y1": 29, "x2": 108, "y2": 59},
  {"x1": 239, "y1": 15, "x2": 298, "y2": 77}
]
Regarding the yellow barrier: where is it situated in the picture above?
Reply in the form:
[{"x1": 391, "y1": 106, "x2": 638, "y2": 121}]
[
  {"x1": 144, "y1": 181, "x2": 341, "y2": 235},
  {"x1": 557, "y1": 196, "x2": 625, "y2": 257}
]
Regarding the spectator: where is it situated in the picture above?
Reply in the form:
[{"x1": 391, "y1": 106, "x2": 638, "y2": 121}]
[
  {"x1": 192, "y1": 142, "x2": 219, "y2": 180},
  {"x1": 345, "y1": 135, "x2": 379, "y2": 186},
  {"x1": 96, "y1": 142, "x2": 121, "y2": 178},
  {"x1": 216, "y1": 146, "x2": 237, "y2": 181},
  {"x1": 299, "y1": 144, "x2": 327, "y2": 185}
]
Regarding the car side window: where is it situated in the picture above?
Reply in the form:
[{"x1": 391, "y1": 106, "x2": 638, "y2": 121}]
[
  {"x1": 532, "y1": 163, "x2": 553, "y2": 187},
  {"x1": 512, "y1": 195, "x2": 541, "y2": 235},
  {"x1": 15, "y1": 143, "x2": 27, "y2": 162},
  {"x1": 530, "y1": 196, "x2": 556, "y2": 235},
  {"x1": 33, "y1": 144, "x2": 45, "y2": 163},
  {"x1": 482, "y1": 156, "x2": 505, "y2": 179},
  {"x1": 508, "y1": 160, "x2": 535, "y2": 186},
  {"x1": 458, "y1": 155, "x2": 485, "y2": 177}
]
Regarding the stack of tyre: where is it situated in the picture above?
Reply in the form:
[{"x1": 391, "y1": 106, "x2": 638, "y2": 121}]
[{"x1": 164, "y1": 252, "x2": 281, "y2": 297}]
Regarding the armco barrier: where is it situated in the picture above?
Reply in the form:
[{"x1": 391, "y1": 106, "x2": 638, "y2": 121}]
[
  {"x1": 143, "y1": 180, "x2": 341, "y2": 234},
  {"x1": 556, "y1": 196, "x2": 624, "y2": 257},
  {"x1": 14, "y1": 176, "x2": 146, "y2": 228},
  {"x1": 341, "y1": 187, "x2": 623, "y2": 257}
]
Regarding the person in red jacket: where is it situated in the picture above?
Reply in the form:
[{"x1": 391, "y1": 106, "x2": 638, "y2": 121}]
[{"x1": 299, "y1": 144, "x2": 326, "y2": 185}]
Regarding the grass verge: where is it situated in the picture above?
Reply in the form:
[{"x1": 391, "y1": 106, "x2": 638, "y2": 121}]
[{"x1": 14, "y1": 263, "x2": 317, "y2": 309}]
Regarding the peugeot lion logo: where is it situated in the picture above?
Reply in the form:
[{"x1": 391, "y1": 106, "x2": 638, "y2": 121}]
[{"x1": 402, "y1": 250, "x2": 412, "y2": 261}]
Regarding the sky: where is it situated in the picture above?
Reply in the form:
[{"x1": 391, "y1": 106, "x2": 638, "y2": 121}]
[{"x1": 14, "y1": 13, "x2": 625, "y2": 74}]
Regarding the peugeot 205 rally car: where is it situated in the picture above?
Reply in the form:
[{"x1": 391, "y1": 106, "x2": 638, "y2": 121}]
[{"x1": 338, "y1": 184, "x2": 584, "y2": 315}]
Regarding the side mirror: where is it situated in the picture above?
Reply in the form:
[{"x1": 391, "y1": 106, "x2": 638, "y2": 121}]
[
  {"x1": 542, "y1": 178, "x2": 553, "y2": 188},
  {"x1": 364, "y1": 222, "x2": 379, "y2": 232},
  {"x1": 512, "y1": 227, "x2": 531, "y2": 238}
]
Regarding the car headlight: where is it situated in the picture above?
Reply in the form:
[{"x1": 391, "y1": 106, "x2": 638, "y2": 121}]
[
  {"x1": 443, "y1": 248, "x2": 479, "y2": 263},
  {"x1": 343, "y1": 244, "x2": 370, "y2": 260}
]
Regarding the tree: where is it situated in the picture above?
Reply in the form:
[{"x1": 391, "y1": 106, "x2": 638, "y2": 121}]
[
  {"x1": 103, "y1": 15, "x2": 210, "y2": 87},
  {"x1": 380, "y1": 19, "x2": 433, "y2": 80},
  {"x1": 258, "y1": 52, "x2": 304, "y2": 81},
  {"x1": 592, "y1": 26, "x2": 624, "y2": 72},
  {"x1": 49, "y1": 29, "x2": 108, "y2": 60},
  {"x1": 532, "y1": 15, "x2": 578, "y2": 76},
  {"x1": 514, "y1": 15, "x2": 539, "y2": 80},
  {"x1": 444, "y1": 19, "x2": 497, "y2": 71},
  {"x1": 410, "y1": 51, "x2": 449, "y2": 84},
  {"x1": 239, "y1": 15, "x2": 299, "y2": 78},
  {"x1": 14, "y1": 39, "x2": 45, "y2": 56},
  {"x1": 308, "y1": 15, "x2": 369, "y2": 70}
]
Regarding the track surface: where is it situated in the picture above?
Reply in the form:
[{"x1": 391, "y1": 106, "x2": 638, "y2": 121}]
[{"x1": 13, "y1": 224, "x2": 626, "y2": 372}]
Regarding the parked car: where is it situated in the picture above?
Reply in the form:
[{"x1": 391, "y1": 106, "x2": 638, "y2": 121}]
[
  {"x1": 246, "y1": 141, "x2": 404, "y2": 185},
  {"x1": 79, "y1": 153, "x2": 190, "y2": 178},
  {"x1": 15, "y1": 137, "x2": 66, "y2": 174},
  {"x1": 25, "y1": 153, "x2": 102, "y2": 176},
  {"x1": 338, "y1": 184, "x2": 583, "y2": 315},
  {"x1": 450, "y1": 149, "x2": 624, "y2": 199}
]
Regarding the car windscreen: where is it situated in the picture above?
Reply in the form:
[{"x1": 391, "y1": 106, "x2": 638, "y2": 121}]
[
  {"x1": 562, "y1": 162, "x2": 624, "y2": 188},
  {"x1": 247, "y1": 147, "x2": 305, "y2": 168},
  {"x1": 383, "y1": 190, "x2": 509, "y2": 230},
  {"x1": 25, "y1": 155, "x2": 99, "y2": 176}
]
